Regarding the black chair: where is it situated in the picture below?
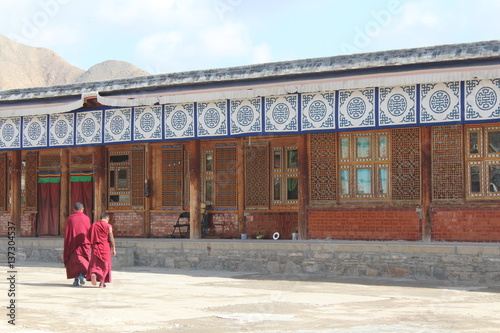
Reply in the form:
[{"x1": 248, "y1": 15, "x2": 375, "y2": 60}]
[
  {"x1": 201, "y1": 203, "x2": 211, "y2": 238},
  {"x1": 171, "y1": 211, "x2": 190, "y2": 238}
]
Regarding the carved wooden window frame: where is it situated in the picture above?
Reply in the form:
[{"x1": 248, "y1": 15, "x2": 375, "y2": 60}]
[
  {"x1": 465, "y1": 125, "x2": 500, "y2": 199},
  {"x1": 338, "y1": 130, "x2": 391, "y2": 200}
]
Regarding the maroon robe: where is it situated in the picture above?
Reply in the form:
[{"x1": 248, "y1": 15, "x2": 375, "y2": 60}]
[
  {"x1": 63, "y1": 211, "x2": 91, "y2": 279},
  {"x1": 87, "y1": 220, "x2": 112, "y2": 283}
]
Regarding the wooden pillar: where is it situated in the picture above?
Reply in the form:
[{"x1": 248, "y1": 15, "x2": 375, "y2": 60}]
[
  {"x1": 59, "y1": 149, "x2": 69, "y2": 235},
  {"x1": 421, "y1": 127, "x2": 432, "y2": 241},
  {"x1": 189, "y1": 140, "x2": 201, "y2": 239},
  {"x1": 10, "y1": 151, "x2": 21, "y2": 237},
  {"x1": 298, "y1": 134, "x2": 310, "y2": 240},
  {"x1": 144, "y1": 143, "x2": 152, "y2": 238},
  {"x1": 94, "y1": 146, "x2": 106, "y2": 222},
  {"x1": 237, "y1": 138, "x2": 246, "y2": 236}
]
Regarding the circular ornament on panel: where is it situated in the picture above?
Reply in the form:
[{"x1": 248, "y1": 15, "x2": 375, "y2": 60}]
[
  {"x1": 28, "y1": 122, "x2": 41, "y2": 141},
  {"x1": 475, "y1": 86, "x2": 497, "y2": 111},
  {"x1": 347, "y1": 97, "x2": 366, "y2": 119},
  {"x1": 140, "y1": 112, "x2": 155, "y2": 132},
  {"x1": 429, "y1": 90, "x2": 451, "y2": 114},
  {"x1": 110, "y1": 115, "x2": 125, "y2": 135},
  {"x1": 2, "y1": 123, "x2": 15, "y2": 142},
  {"x1": 81, "y1": 118, "x2": 96, "y2": 137},
  {"x1": 237, "y1": 105, "x2": 254, "y2": 126},
  {"x1": 171, "y1": 110, "x2": 187, "y2": 130},
  {"x1": 54, "y1": 119, "x2": 68, "y2": 139},
  {"x1": 272, "y1": 103, "x2": 290, "y2": 124},
  {"x1": 387, "y1": 93, "x2": 407, "y2": 116},
  {"x1": 309, "y1": 100, "x2": 327, "y2": 122},
  {"x1": 204, "y1": 108, "x2": 220, "y2": 129}
]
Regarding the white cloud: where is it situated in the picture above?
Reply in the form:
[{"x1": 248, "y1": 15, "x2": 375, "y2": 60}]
[
  {"x1": 199, "y1": 22, "x2": 250, "y2": 57},
  {"x1": 251, "y1": 42, "x2": 272, "y2": 64}
]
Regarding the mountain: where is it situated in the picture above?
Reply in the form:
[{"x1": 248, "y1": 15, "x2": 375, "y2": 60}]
[
  {"x1": 0, "y1": 35, "x2": 149, "y2": 91},
  {"x1": 74, "y1": 60, "x2": 149, "y2": 84}
]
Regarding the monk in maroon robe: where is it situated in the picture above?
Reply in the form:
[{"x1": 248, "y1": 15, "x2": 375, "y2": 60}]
[
  {"x1": 87, "y1": 212, "x2": 116, "y2": 288},
  {"x1": 63, "y1": 202, "x2": 91, "y2": 286}
]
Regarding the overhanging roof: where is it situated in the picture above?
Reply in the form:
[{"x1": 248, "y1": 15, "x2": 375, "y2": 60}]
[{"x1": 1, "y1": 40, "x2": 499, "y2": 115}]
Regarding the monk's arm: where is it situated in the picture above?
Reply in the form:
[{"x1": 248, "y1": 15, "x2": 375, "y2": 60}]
[{"x1": 109, "y1": 226, "x2": 117, "y2": 256}]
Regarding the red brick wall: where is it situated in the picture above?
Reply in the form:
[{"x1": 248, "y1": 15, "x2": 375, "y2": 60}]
[
  {"x1": 151, "y1": 212, "x2": 180, "y2": 237},
  {"x1": 109, "y1": 211, "x2": 145, "y2": 237},
  {"x1": 245, "y1": 212, "x2": 298, "y2": 239},
  {"x1": 21, "y1": 213, "x2": 36, "y2": 237},
  {"x1": 0, "y1": 213, "x2": 10, "y2": 236},
  {"x1": 308, "y1": 207, "x2": 421, "y2": 240},
  {"x1": 432, "y1": 207, "x2": 500, "y2": 242},
  {"x1": 210, "y1": 213, "x2": 237, "y2": 238}
]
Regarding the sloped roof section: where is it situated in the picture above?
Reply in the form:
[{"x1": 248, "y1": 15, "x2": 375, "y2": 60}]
[{"x1": 0, "y1": 40, "x2": 499, "y2": 113}]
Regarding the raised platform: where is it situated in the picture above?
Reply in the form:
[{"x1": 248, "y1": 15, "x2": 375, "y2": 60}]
[{"x1": 1, "y1": 238, "x2": 499, "y2": 284}]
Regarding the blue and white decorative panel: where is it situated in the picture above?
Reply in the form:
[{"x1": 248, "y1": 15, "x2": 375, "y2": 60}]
[
  {"x1": 0, "y1": 117, "x2": 21, "y2": 149},
  {"x1": 301, "y1": 92, "x2": 335, "y2": 131},
  {"x1": 104, "y1": 108, "x2": 132, "y2": 143},
  {"x1": 230, "y1": 98, "x2": 262, "y2": 135},
  {"x1": 197, "y1": 100, "x2": 227, "y2": 137},
  {"x1": 164, "y1": 103, "x2": 195, "y2": 139},
  {"x1": 76, "y1": 110, "x2": 103, "y2": 145},
  {"x1": 338, "y1": 89, "x2": 375, "y2": 129},
  {"x1": 265, "y1": 94, "x2": 298, "y2": 132},
  {"x1": 379, "y1": 85, "x2": 416, "y2": 126},
  {"x1": 134, "y1": 105, "x2": 162, "y2": 141},
  {"x1": 420, "y1": 81, "x2": 460, "y2": 124},
  {"x1": 465, "y1": 79, "x2": 500, "y2": 121},
  {"x1": 49, "y1": 113, "x2": 74, "y2": 146},
  {"x1": 23, "y1": 115, "x2": 48, "y2": 148}
]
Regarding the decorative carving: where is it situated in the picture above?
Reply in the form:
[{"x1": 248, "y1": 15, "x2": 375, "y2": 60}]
[
  {"x1": 391, "y1": 128, "x2": 421, "y2": 201},
  {"x1": 245, "y1": 143, "x2": 269, "y2": 208},
  {"x1": 215, "y1": 147, "x2": 237, "y2": 207},
  {"x1": 432, "y1": 126, "x2": 464, "y2": 200},
  {"x1": 310, "y1": 133, "x2": 337, "y2": 202}
]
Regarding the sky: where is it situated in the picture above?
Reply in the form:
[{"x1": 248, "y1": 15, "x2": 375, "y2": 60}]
[{"x1": 0, "y1": 0, "x2": 499, "y2": 75}]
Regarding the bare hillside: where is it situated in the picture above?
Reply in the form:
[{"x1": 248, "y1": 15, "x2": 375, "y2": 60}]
[{"x1": 0, "y1": 35, "x2": 149, "y2": 91}]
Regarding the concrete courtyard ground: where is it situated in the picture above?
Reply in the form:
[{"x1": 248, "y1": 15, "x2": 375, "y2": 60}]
[{"x1": 2, "y1": 262, "x2": 500, "y2": 333}]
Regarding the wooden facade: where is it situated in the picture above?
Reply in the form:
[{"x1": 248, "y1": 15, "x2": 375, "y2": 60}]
[{"x1": 1, "y1": 41, "x2": 500, "y2": 242}]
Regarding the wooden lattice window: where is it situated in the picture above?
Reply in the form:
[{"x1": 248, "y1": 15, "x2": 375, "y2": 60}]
[
  {"x1": 72, "y1": 154, "x2": 93, "y2": 165},
  {"x1": 310, "y1": 133, "x2": 337, "y2": 203},
  {"x1": 108, "y1": 151, "x2": 131, "y2": 207},
  {"x1": 338, "y1": 131, "x2": 390, "y2": 200},
  {"x1": 215, "y1": 146, "x2": 237, "y2": 208},
  {"x1": 40, "y1": 155, "x2": 61, "y2": 168},
  {"x1": 432, "y1": 125, "x2": 464, "y2": 200},
  {"x1": 22, "y1": 152, "x2": 38, "y2": 211},
  {"x1": 465, "y1": 125, "x2": 500, "y2": 198},
  {"x1": 245, "y1": 142, "x2": 270, "y2": 209},
  {"x1": 0, "y1": 153, "x2": 7, "y2": 211},
  {"x1": 271, "y1": 146, "x2": 299, "y2": 205},
  {"x1": 161, "y1": 146, "x2": 184, "y2": 208},
  {"x1": 391, "y1": 128, "x2": 421, "y2": 202},
  {"x1": 201, "y1": 150, "x2": 214, "y2": 205},
  {"x1": 131, "y1": 146, "x2": 145, "y2": 209}
]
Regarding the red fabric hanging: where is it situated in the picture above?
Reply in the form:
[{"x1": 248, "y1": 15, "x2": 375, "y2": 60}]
[
  {"x1": 36, "y1": 182, "x2": 60, "y2": 236},
  {"x1": 71, "y1": 181, "x2": 94, "y2": 221}
]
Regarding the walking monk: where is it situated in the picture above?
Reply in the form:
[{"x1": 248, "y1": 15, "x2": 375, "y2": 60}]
[
  {"x1": 87, "y1": 212, "x2": 116, "y2": 288},
  {"x1": 63, "y1": 202, "x2": 91, "y2": 286}
]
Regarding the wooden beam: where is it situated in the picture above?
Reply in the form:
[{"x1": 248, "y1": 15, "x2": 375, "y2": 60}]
[
  {"x1": 189, "y1": 140, "x2": 201, "y2": 239},
  {"x1": 59, "y1": 149, "x2": 69, "y2": 236},
  {"x1": 237, "y1": 137, "x2": 246, "y2": 237},
  {"x1": 421, "y1": 127, "x2": 432, "y2": 241},
  {"x1": 298, "y1": 134, "x2": 310, "y2": 240},
  {"x1": 144, "y1": 143, "x2": 152, "y2": 238},
  {"x1": 94, "y1": 146, "x2": 106, "y2": 222},
  {"x1": 10, "y1": 151, "x2": 21, "y2": 237}
]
